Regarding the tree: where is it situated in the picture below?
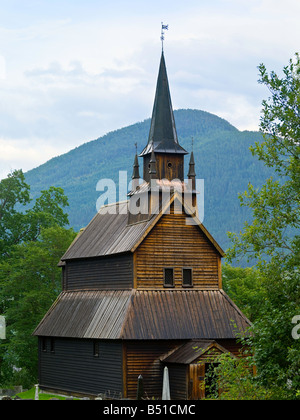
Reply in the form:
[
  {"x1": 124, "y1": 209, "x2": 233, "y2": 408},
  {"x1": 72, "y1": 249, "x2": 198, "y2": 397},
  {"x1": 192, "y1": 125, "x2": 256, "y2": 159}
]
[
  {"x1": 0, "y1": 170, "x2": 30, "y2": 256},
  {"x1": 226, "y1": 54, "x2": 300, "y2": 398},
  {"x1": 0, "y1": 226, "x2": 76, "y2": 387},
  {"x1": 227, "y1": 54, "x2": 299, "y2": 266},
  {"x1": 204, "y1": 351, "x2": 272, "y2": 400},
  {"x1": 0, "y1": 170, "x2": 76, "y2": 386},
  {"x1": 222, "y1": 263, "x2": 265, "y2": 323},
  {"x1": 0, "y1": 169, "x2": 69, "y2": 258}
]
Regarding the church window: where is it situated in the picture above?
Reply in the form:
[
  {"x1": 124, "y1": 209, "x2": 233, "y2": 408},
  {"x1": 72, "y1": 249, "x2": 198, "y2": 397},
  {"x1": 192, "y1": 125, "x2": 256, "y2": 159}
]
[
  {"x1": 93, "y1": 340, "x2": 99, "y2": 357},
  {"x1": 164, "y1": 268, "x2": 174, "y2": 287},
  {"x1": 182, "y1": 268, "x2": 193, "y2": 287},
  {"x1": 50, "y1": 338, "x2": 55, "y2": 353},
  {"x1": 42, "y1": 338, "x2": 47, "y2": 352}
]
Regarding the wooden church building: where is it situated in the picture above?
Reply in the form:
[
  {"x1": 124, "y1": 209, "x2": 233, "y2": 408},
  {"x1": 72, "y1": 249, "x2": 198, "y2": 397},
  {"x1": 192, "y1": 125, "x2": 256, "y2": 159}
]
[{"x1": 34, "y1": 50, "x2": 251, "y2": 400}]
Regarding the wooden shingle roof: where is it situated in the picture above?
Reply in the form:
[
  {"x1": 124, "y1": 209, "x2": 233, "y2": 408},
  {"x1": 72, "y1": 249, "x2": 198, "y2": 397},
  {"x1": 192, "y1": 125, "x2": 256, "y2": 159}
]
[
  {"x1": 33, "y1": 289, "x2": 251, "y2": 340},
  {"x1": 160, "y1": 340, "x2": 233, "y2": 364},
  {"x1": 61, "y1": 193, "x2": 225, "y2": 261},
  {"x1": 61, "y1": 202, "x2": 152, "y2": 260}
]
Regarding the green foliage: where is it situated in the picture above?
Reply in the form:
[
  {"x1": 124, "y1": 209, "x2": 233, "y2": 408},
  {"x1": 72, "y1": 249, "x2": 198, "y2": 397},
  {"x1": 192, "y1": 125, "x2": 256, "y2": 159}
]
[
  {"x1": 226, "y1": 54, "x2": 300, "y2": 399},
  {"x1": 222, "y1": 263, "x2": 265, "y2": 322},
  {"x1": 0, "y1": 170, "x2": 76, "y2": 387},
  {"x1": 0, "y1": 225, "x2": 76, "y2": 387},
  {"x1": 227, "y1": 55, "x2": 300, "y2": 266},
  {"x1": 247, "y1": 265, "x2": 300, "y2": 397},
  {"x1": 204, "y1": 351, "x2": 272, "y2": 400},
  {"x1": 0, "y1": 170, "x2": 30, "y2": 257},
  {"x1": 0, "y1": 170, "x2": 70, "y2": 258}
]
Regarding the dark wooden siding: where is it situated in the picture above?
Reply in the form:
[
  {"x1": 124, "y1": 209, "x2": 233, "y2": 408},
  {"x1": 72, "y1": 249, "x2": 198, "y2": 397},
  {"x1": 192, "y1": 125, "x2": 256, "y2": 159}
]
[
  {"x1": 217, "y1": 339, "x2": 247, "y2": 357},
  {"x1": 143, "y1": 153, "x2": 184, "y2": 182},
  {"x1": 168, "y1": 364, "x2": 188, "y2": 400},
  {"x1": 125, "y1": 340, "x2": 181, "y2": 399},
  {"x1": 64, "y1": 254, "x2": 133, "y2": 291},
  {"x1": 135, "y1": 206, "x2": 220, "y2": 290},
  {"x1": 38, "y1": 338, "x2": 123, "y2": 397}
]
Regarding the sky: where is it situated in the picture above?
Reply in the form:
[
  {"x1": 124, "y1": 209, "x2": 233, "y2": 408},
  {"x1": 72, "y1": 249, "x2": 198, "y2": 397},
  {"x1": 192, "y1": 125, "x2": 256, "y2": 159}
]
[{"x1": 0, "y1": 0, "x2": 299, "y2": 179}]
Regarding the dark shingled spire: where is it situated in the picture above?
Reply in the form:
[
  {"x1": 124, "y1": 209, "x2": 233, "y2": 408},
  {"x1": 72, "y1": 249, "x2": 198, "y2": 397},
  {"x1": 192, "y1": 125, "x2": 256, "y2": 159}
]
[
  {"x1": 188, "y1": 151, "x2": 196, "y2": 178},
  {"x1": 139, "y1": 51, "x2": 187, "y2": 156},
  {"x1": 132, "y1": 153, "x2": 140, "y2": 180}
]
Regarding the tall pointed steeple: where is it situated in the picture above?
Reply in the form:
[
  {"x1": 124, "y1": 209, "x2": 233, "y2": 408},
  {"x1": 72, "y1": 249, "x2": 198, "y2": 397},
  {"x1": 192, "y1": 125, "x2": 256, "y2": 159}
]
[
  {"x1": 140, "y1": 52, "x2": 187, "y2": 157},
  {"x1": 140, "y1": 51, "x2": 187, "y2": 182},
  {"x1": 128, "y1": 47, "x2": 198, "y2": 224}
]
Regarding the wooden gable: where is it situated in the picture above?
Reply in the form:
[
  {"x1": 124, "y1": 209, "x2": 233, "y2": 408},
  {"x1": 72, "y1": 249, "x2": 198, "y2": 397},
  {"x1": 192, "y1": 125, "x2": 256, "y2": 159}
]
[
  {"x1": 131, "y1": 192, "x2": 224, "y2": 290},
  {"x1": 134, "y1": 202, "x2": 221, "y2": 290}
]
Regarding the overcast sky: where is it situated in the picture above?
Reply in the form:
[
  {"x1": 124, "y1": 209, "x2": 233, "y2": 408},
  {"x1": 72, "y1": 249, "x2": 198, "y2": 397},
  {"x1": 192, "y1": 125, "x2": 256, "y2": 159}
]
[{"x1": 0, "y1": 0, "x2": 299, "y2": 179}]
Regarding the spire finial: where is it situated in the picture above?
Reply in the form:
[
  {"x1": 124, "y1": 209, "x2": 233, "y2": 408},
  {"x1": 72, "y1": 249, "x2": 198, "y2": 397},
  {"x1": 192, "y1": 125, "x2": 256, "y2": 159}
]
[
  {"x1": 161, "y1": 22, "x2": 169, "y2": 52},
  {"x1": 188, "y1": 138, "x2": 196, "y2": 179}
]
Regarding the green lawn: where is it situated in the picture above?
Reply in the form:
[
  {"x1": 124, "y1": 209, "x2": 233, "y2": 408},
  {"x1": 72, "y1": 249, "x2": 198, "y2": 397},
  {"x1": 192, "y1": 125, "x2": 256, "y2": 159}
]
[{"x1": 17, "y1": 387, "x2": 68, "y2": 400}]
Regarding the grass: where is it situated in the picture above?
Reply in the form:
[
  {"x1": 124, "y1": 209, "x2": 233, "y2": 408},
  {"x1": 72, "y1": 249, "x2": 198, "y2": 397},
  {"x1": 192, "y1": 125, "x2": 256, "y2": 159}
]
[{"x1": 16, "y1": 387, "x2": 68, "y2": 400}]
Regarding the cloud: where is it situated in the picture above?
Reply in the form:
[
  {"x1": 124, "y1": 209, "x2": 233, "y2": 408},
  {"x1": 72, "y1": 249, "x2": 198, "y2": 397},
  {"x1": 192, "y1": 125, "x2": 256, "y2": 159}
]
[
  {"x1": 25, "y1": 60, "x2": 88, "y2": 81},
  {"x1": 0, "y1": 0, "x2": 299, "y2": 178},
  {"x1": 0, "y1": 137, "x2": 62, "y2": 180},
  {"x1": 0, "y1": 55, "x2": 6, "y2": 79},
  {"x1": 0, "y1": 57, "x2": 152, "y2": 176}
]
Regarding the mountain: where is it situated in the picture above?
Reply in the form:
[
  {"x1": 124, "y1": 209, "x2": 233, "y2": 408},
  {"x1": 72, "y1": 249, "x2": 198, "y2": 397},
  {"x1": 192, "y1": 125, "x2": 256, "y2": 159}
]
[{"x1": 24, "y1": 109, "x2": 273, "y2": 254}]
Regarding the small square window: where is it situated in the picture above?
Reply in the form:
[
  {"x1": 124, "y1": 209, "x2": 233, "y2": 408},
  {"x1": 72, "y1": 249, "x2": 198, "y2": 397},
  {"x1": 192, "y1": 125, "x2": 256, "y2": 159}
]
[
  {"x1": 182, "y1": 268, "x2": 193, "y2": 287},
  {"x1": 164, "y1": 268, "x2": 174, "y2": 287}
]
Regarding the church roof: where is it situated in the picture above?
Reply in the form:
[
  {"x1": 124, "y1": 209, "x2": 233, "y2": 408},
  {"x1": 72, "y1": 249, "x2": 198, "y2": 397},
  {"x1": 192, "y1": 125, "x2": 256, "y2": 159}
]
[
  {"x1": 60, "y1": 201, "x2": 154, "y2": 260},
  {"x1": 160, "y1": 340, "x2": 235, "y2": 364},
  {"x1": 60, "y1": 193, "x2": 224, "y2": 261},
  {"x1": 139, "y1": 52, "x2": 187, "y2": 156},
  {"x1": 33, "y1": 289, "x2": 251, "y2": 340}
]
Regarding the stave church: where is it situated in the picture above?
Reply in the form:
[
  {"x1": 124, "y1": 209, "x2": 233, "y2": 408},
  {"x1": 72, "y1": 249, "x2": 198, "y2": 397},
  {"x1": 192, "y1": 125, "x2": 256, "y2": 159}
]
[{"x1": 34, "y1": 44, "x2": 251, "y2": 400}]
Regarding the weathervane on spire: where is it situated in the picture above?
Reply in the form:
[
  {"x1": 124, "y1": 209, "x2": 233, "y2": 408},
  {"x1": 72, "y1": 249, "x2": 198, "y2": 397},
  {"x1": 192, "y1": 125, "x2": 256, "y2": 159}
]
[{"x1": 161, "y1": 22, "x2": 169, "y2": 52}]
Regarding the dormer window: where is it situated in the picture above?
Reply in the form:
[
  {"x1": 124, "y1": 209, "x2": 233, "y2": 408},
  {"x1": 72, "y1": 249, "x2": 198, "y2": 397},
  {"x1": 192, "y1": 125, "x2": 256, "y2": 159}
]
[{"x1": 164, "y1": 268, "x2": 174, "y2": 287}]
